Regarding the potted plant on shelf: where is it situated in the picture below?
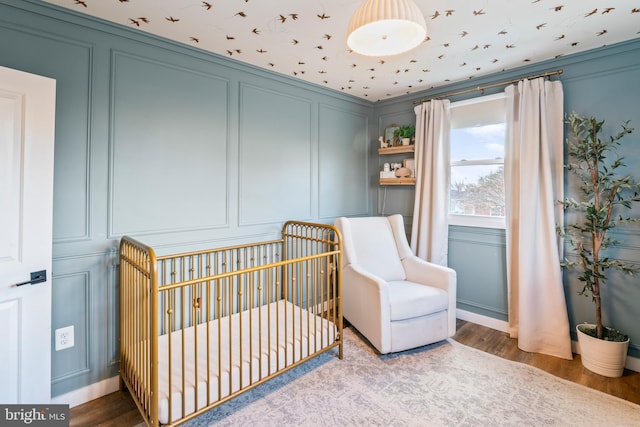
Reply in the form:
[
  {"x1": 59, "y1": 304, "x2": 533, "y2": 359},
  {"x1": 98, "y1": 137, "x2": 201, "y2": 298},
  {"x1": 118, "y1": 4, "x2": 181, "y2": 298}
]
[
  {"x1": 394, "y1": 125, "x2": 415, "y2": 146},
  {"x1": 558, "y1": 112, "x2": 640, "y2": 377}
]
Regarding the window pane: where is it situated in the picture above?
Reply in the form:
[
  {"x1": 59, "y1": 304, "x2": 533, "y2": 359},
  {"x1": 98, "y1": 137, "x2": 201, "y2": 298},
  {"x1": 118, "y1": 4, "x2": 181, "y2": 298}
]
[
  {"x1": 450, "y1": 165, "x2": 504, "y2": 217},
  {"x1": 450, "y1": 124, "x2": 505, "y2": 162},
  {"x1": 450, "y1": 95, "x2": 506, "y2": 129}
]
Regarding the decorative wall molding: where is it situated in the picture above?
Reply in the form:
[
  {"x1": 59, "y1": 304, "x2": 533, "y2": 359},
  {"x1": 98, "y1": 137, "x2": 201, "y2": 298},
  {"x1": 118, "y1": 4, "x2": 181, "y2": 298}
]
[
  {"x1": 318, "y1": 103, "x2": 370, "y2": 219},
  {"x1": 51, "y1": 271, "x2": 91, "y2": 384},
  {"x1": 238, "y1": 83, "x2": 313, "y2": 226},
  {"x1": 0, "y1": 19, "x2": 95, "y2": 244},
  {"x1": 107, "y1": 263, "x2": 119, "y2": 368},
  {"x1": 108, "y1": 50, "x2": 231, "y2": 237}
]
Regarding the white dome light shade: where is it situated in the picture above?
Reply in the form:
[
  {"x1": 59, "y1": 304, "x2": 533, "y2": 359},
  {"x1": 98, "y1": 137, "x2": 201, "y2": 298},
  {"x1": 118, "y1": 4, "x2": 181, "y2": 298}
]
[{"x1": 347, "y1": 0, "x2": 427, "y2": 57}]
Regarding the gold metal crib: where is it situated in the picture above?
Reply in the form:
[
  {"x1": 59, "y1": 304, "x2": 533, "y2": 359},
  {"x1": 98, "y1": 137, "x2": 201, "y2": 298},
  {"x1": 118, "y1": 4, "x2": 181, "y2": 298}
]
[{"x1": 119, "y1": 221, "x2": 343, "y2": 426}]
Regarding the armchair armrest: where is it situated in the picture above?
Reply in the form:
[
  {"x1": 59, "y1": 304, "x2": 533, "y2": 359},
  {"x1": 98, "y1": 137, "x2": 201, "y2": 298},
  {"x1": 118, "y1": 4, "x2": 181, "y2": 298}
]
[
  {"x1": 342, "y1": 263, "x2": 392, "y2": 353},
  {"x1": 402, "y1": 256, "x2": 456, "y2": 293},
  {"x1": 402, "y1": 256, "x2": 457, "y2": 338}
]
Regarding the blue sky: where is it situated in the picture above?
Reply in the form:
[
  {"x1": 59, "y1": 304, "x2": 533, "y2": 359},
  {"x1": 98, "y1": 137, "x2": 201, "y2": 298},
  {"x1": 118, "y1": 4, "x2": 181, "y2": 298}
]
[
  {"x1": 451, "y1": 124, "x2": 505, "y2": 162},
  {"x1": 450, "y1": 124, "x2": 505, "y2": 188}
]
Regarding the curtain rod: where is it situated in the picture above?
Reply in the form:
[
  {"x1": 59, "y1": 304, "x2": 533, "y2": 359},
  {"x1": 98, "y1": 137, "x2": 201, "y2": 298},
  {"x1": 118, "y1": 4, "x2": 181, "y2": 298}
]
[{"x1": 412, "y1": 69, "x2": 563, "y2": 105}]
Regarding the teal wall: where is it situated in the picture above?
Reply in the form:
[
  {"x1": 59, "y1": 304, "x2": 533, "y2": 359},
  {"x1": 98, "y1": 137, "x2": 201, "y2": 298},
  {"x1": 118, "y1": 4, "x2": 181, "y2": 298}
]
[
  {"x1": 0, "y1": 0, "x2": 374, "y2": 397},
  {"x1": 2, "y1": 0, "x2": 639, "y2": 399},
  {"x1": 375, "y1": 38, "x2": 640, "y2": 359}
]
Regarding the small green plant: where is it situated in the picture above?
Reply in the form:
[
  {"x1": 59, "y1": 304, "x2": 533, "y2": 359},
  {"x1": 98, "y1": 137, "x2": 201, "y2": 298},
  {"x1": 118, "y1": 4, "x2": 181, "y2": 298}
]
[
  {"x1": 558, "y1": 112, "x2": 640, "y2": 341},
  {"x1": 394, "y1": 125, "x2": 415, "y2": 139}
]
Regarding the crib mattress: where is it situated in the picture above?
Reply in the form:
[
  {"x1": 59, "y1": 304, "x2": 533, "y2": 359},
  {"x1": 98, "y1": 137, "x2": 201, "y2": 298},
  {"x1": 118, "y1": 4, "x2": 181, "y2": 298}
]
[{"x1": 155, "y1": 299, "x2": 337, "y2": 424}]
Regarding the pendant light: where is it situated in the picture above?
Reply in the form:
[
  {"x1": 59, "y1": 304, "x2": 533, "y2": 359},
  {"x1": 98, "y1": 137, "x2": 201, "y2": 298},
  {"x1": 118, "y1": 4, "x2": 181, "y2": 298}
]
[{"x1": 347, "y1": 0, "x2": 427, "y2": 57}]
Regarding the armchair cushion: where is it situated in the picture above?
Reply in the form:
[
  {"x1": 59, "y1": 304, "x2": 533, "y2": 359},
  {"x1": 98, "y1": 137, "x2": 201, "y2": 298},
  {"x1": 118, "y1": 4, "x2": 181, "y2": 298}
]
[{"x1": 387, "y1": 281, "x2": 449, "y2": 321}]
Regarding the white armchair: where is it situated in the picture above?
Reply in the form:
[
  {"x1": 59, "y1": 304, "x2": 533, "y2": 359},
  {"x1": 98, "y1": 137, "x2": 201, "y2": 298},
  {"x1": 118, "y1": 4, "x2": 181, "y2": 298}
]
[{"x1": 335, "y1": 215, "x2": 456, "y2": 354}]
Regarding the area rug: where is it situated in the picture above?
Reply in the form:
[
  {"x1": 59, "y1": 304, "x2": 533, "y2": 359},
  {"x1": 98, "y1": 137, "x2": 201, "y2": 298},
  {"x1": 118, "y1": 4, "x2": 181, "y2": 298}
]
[{"x1": 170, "y1": 327, "x2": 639, "y2": 427}]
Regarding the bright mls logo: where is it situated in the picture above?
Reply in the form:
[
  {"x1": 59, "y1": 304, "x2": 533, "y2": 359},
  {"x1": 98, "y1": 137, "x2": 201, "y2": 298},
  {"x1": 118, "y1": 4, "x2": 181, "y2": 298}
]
[{"x1": 0, "y1": 405, "x2": 69, "y2": 426}]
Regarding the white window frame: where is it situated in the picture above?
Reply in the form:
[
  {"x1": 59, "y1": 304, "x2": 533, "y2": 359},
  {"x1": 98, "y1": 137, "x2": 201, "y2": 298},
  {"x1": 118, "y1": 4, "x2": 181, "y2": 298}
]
[{"x1": 449, "y1": 93, "x2": 506, "y2": 230}]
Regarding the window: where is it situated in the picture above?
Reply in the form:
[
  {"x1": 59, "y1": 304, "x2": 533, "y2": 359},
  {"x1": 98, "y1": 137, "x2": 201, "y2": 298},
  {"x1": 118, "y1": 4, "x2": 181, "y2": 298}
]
[{"x1": 449, "y1": 93, "x2": 506, "y2": 229}]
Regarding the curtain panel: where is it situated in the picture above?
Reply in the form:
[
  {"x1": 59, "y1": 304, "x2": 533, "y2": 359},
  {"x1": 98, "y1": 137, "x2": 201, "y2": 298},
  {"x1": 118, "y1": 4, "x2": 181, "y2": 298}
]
[
  {"x1": 411, "y1": 100, "x2": 451, "y2": 266},
  {"x1": 504, "y1": 77, "x2": 572, "y2": 360}
]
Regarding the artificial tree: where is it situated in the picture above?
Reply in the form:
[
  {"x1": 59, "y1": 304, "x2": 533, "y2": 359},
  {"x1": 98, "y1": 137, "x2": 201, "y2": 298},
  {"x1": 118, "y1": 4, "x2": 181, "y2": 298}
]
[{"x1": 559, "y1": 112, "x2": 640, "y2": 341}]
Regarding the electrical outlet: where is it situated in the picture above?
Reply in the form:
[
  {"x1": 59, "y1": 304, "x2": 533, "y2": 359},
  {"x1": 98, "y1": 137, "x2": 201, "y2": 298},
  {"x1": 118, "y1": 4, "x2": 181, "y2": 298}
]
[{"x1": 55, "y1": 326, "x2": 74, "y2": 351}]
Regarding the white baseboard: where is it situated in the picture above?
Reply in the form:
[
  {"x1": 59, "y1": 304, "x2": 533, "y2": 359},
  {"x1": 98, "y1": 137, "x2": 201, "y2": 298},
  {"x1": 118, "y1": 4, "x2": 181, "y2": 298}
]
[
  {"x1": 458, "y1": 310, "x2": 638, "y2": 373},
  {"x1": 624, "y1": 355, "x2": 640, "y2": 372},
  {"x1": 456, "y1": 309, "x2": 509, "y2": 333},
  {"x1": 51, "y1": 376, "x2": 119, "y2": 408}
]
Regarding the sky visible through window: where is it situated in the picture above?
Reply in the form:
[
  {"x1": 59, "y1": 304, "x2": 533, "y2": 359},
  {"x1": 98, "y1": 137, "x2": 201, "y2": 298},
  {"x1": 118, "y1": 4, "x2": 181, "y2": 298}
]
[
  {"x1": 450, "y1": 124, "x2": 505, "y2": 185},
  {"x1": 450, "y1": 123, "x2": 506, "y2": 219},
  {"x1": 449, "y1": 93, "x2": 506, "y2": 225},
  {"x1": 451, "y1": 124, "x2": 505, "y2": 161}
]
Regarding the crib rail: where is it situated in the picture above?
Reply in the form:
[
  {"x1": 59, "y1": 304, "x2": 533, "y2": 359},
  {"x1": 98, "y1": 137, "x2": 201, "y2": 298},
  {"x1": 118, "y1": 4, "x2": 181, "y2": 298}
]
[
  {"x1": 119, "y1": 221, "x2": 342, "y2": 427},
  {"x1": 119, "y1": 237, "x2": 159, "y2": 427},
  {"x1": 282, "y1": 220, "x2": 343, "y2": 353}
]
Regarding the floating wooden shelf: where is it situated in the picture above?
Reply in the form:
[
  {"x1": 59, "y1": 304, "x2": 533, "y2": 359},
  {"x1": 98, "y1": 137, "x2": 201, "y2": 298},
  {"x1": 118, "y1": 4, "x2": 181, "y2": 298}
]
[
  {"x1": 378, "y1": 145, "x2": 415, "y2": 155},
  {"x1": 379, "y1": 178, "x2": 416, "y2": 186}
]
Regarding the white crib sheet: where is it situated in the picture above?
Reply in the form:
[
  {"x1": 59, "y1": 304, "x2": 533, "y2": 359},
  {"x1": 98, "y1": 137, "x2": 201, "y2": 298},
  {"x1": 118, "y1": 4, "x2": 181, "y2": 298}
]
[{"x1": 155, "y1": 299, "x2": 337, "y2": 424}]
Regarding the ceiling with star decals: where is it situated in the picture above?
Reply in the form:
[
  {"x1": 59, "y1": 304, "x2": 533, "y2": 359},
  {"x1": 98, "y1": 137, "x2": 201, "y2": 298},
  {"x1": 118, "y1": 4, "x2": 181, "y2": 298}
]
[{"x1": 42, "y1": 0, "x2": 640, "y2": 101}]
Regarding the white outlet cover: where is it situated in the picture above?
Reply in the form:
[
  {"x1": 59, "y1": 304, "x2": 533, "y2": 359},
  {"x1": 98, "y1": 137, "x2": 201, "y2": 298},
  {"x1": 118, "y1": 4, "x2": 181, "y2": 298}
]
[{"x1": 55, "y1": 325, "x2": 74, "y2": 351}]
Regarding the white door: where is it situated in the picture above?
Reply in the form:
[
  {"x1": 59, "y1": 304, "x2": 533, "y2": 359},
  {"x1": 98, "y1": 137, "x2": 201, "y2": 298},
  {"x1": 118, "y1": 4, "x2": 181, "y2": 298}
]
[{"x1": 0, "y1": 66, "x2": 56, "y2": 404}]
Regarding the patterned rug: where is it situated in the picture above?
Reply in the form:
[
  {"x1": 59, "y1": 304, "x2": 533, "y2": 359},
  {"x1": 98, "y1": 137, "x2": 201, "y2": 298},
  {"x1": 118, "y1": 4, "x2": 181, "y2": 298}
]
[{"x1": 170, "y1": 327, "x2": 639, "y2": 427}]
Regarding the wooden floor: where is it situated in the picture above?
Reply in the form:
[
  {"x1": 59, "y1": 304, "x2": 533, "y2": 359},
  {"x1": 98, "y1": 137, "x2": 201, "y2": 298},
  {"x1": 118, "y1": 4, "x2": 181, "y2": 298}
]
[
  {"x1": 452, "y1": 319, "x2": 640, "y2": 405},
  {"x1": 69, "y1": 320, "x2": 640, "y2": 426}
]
